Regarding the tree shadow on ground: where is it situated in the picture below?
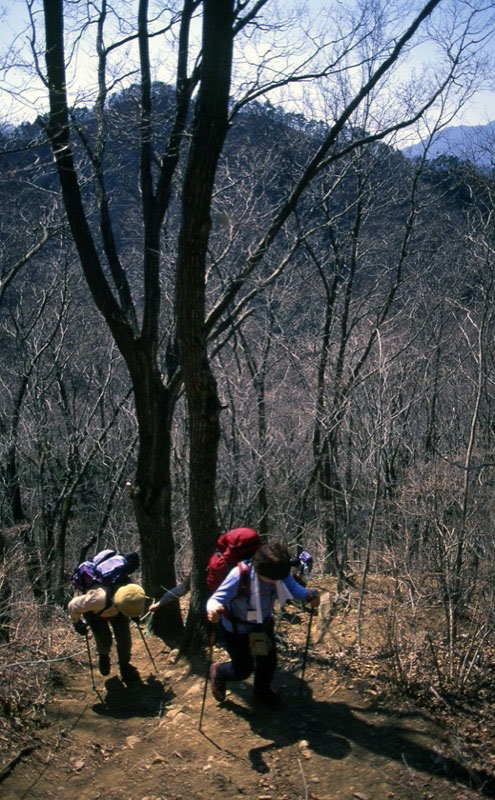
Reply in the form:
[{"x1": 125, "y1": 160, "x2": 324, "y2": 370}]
[
  {"x1": 222, "y1": 670, "x2": 495, "y2": 797},
  {"x1": 92, "y1": 674, "x2": 174, "y2": 719}
]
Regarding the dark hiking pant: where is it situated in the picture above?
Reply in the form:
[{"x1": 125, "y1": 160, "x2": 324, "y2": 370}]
[
  {"x1": 87, "y1": 612, "x2": 132, "y2": 666},
  {"x1": 216, "y1": 624, "x2": 277, "y2": 692}
]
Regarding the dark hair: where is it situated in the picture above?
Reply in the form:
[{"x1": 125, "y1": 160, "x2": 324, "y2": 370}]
[{"x1": 252, "y1": 541, "x2": 290, "y2": 581}]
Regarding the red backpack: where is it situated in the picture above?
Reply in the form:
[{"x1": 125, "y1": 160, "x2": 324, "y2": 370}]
[{"x1": 206, "y1": 528, "x2": 262, "y2": 593}]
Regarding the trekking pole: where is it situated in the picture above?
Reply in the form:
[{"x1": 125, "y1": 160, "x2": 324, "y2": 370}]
[
  {"x1": 84, "y1": 630, "x2": 96, "y2": 690},
  {"x1": 299, "y1": 605, "x2": 314, "y2": 693},
  {"x1": 199, "y1": 624, "x2": 216, "y2": 731},
  {"x1": 135, "y1": 620, "x2": 157, "y2": 672}
]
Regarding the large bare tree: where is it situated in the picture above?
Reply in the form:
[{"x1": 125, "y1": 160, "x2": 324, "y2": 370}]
[{"x1": 35, "y1": 0, "x2": 487, "y2": 649}]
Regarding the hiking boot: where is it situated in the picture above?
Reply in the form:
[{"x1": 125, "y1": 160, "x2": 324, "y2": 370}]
[
  {"x1": 253, "y1": 687, "x2": 281, "y2": 707},
  {"x1": 210, "y1": 662, "x2": 226, "y2": 703},
  {"x1": 98, "y1": 654, "x2": 111, "y2": 676},
  {"x1": 119, "y1": 663, "x2": 141, "y2": 685}
]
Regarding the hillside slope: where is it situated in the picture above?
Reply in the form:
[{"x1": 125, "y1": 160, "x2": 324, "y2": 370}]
[{"x1": 2, "y1": 583, "x2": 495, "y2": 800}]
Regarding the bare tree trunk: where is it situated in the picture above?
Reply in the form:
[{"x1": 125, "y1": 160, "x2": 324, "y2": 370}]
[
  {"x1": 4, "y1": 376, "x2": 28, "y2": 525},
  {"x1": 0, "y1": 531, "x2": 10, "y2": 642},
  {"x1": 42, "y1": 0, "x2": 183, "y2": 635},
  {"x1": 178, "y1": 0, "x2": 234, "y2": 654}
]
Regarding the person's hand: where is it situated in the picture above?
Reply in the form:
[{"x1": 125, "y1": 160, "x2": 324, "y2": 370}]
[
  {"x1": 307, "y1": 590, "x2": 320, "y2": 608},
  {"x1": 207, "y1": 601, "x2": 225, "y2": 623},
  {"x1": 147, "y1": 600, "x2": 161, "y2": 613},
  {"x1": 73, "y1": 619, "x2": 88, "y2": 636}
]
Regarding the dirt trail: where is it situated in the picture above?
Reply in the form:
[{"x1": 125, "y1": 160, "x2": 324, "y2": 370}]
[{"x1": 2, "y1": 614, "x2": 494, "y2": 800}]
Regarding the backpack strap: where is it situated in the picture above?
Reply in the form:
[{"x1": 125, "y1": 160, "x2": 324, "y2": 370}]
[
  {"x1": 95, "y1": 581, "x2": 128, "y2": 615},
  {"x1": 93, "y1": 549, "x2": 117, "y2": 568},
  {"x1": 225, "y1": 561, "x2": 253, "y2": 633},
  {"x1": 91, "y1": 585, "x2": 114, "y2": 615},
  {"x1": 236, "y1": 560, "x2": 251, "y2": 597}
]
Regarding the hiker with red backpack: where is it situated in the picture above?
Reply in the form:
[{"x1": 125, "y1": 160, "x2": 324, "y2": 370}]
[{"x1": 206, "y1": 540, "x2": 319, "y2": 706}]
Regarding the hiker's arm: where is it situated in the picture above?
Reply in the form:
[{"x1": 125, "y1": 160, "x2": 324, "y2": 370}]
[
  {"x1": 148, "y1": 575, "x2": 191, "y2": 613},
  {"x1": 68, "y1": 588, "x2": 108, "y2": 621},
  {"x1": 284, "y1": 575, "x2": 320, "y2": 606},
  {"x1": 206, "y1": 566, "x2": 241, "y2": 622}
]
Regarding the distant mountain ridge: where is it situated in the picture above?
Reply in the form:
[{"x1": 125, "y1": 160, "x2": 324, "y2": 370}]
[{"x1": 401, "y1": 120, "x2": 495, "y2": 165}]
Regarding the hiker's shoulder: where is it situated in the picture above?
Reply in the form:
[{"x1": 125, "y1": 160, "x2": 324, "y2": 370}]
[
  {"x1": 214, "y1": 564, "x2": 244, "y2": 593},
  {"x1": 69, "y1": 586, "x2": 108, "y2": 608}
]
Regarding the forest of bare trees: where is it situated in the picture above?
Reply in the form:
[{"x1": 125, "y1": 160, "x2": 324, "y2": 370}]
[{"x1": 1, "y1": 0, "x2": 495, "y2": 687}]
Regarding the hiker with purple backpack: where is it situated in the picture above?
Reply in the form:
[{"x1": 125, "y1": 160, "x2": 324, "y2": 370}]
[
  {"x1": 206, "y1": 540, "x2": 319, "y2": 707},
  {"x1": 69, "y1": 550, "x2": 146, "y2": 685}
]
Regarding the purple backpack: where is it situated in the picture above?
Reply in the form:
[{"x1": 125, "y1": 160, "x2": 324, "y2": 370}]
[{"x1": 71, "y1": 549, "x2": 139, "y2": 590}]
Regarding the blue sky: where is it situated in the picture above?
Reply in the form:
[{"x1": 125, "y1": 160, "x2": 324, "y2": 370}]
[
  {"x1": 307, "y1": 0, "x2": 495, "y2": 129},
  {"x1": 1, "y1": 0, "x2": 494, "y2": 129}
]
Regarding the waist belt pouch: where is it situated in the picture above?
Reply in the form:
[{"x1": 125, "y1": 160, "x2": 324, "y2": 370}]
[{"x1": 248, "y1": 631, "x2": 271, "y2": 656}]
